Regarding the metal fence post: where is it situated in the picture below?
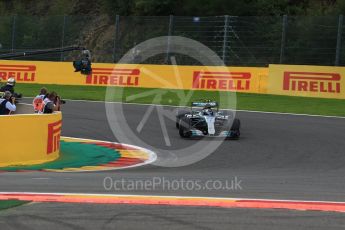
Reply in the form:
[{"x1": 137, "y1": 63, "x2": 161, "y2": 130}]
[
  {"x1": 222, "y1": 15, "x2": 229, "y2": 65},
  {"x1": 60, "y1": 15, "x2": 67, "y2": 61},
  {"x1": 280, "y1": 15, "x2": 288, "y2": 64},
  {"x1": 165, "y1": 15, "x2": 174, "y2": 64},
  {"x1": 335, "y1": 14, "x2": 343, "y2": 66},
  {"x1": 11, "y1": 15, "x2": 16, "y2": 53},
  {"x1": 112, "y1": 15, "x2": 120, "y2": 63}
]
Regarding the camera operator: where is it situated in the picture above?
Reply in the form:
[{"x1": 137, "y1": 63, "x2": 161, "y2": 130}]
[
  {"x1": 0, "y1": 78, "x2": 16, "y2": 94},
  {"x1": 0, "y1": 91, "x2": 16, "y2": 115},
  {"x1": 0, "y1": 78, "x2": 22, "y2": 101},
  {"x1": 73, "y1": 49, "x2": 92, "y2": 74},
  {"x1": 42, "y1": 91, "x2": 61, "y2": 114}
]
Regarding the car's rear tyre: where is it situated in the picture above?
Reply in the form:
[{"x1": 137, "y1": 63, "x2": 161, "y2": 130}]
[
  {"x1": 220, "y1": 110, "x2": 234, "y2": 117},
  {"x1": 179, "y1": 117, "x2": 191, "y2": 138}
]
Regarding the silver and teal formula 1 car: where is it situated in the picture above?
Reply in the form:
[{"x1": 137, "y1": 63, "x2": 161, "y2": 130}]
[{"x1": 176, "y1": 100, "x2": 240, "y2": 139}]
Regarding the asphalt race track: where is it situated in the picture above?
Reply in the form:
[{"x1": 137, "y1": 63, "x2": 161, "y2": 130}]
[{"x1": 1, "y1": 99, "x2": 345, "y2": 229}]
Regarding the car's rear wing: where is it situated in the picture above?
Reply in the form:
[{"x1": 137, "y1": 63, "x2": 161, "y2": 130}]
[{"x1": 191, "y1": 101, "x2": 218, "y2": 108}]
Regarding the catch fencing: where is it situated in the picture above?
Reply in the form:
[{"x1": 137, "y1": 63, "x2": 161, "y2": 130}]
[{"x1": 0, "y1": 15, "x2": 344, "y2": 66}]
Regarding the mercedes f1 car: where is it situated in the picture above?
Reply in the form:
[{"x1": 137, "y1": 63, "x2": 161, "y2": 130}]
[{"x1": 176, "y1": 100, "x2": 240, "y2": 139}]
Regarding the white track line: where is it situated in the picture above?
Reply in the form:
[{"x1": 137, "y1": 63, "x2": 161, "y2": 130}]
[{"x1": 22, "y1": 97, "x2": 345, "y2": 119}]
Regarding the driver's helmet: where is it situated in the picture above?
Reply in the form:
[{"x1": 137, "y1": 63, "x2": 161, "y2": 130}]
[
  {"x1": 7, "y1": 78, "x2": 16, "y2": 86},
  {"x1": 203, "y1": 107, "x2": 213, "y2": 116}
]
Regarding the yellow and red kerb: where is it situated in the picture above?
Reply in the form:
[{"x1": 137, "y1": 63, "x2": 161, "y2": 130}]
[{"x1": 43, "y1": 137, "x2": 155, "y2": 172}]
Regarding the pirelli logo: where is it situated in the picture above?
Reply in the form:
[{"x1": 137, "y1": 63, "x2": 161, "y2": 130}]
[
  {"x1": 192, "y1": 71, "x2": 251, "y2": 91},
  {"x1": 283, "y1": 72, "x2": 341, "y2": 93},
  {"x1": 86, "y1": 68, "x2": 140, "y2": 86},
  {"x1": 0, "y1": 64, "x2": 36, "y2": 82},
  {"x1": 47, "y1": 120, "x2": 62, "y2": 155}
]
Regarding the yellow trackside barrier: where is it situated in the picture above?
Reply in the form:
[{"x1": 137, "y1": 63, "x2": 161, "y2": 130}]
[
  {"x1": 0, "y1": 60, "x2": 268, "y2": 94},
  {"x1": 0, "y1": 112, "x2": 62, "y2": 167},
  {"x1": 4, "y1": 60, "x2": 345, "y2": 99},
  {"x1": 268, "y1": 64, "x2": 345, "y2": 99}
]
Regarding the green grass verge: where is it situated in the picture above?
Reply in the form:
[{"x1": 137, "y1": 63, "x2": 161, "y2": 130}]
[
  {"x1": 0, "y1": 200, "x2": 29, "y2": 211},
  {"x1": 1, "y1": 140, "x2": 120, "y2": 171},
  {"x1": 16, "y1": 83, "x2": 345, "y2": 117}
]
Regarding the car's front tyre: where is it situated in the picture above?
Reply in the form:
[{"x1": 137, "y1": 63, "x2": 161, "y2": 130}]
[
  {"x1": 228, "y1": 118, "x2": 241, "y2": 139},
  {"x1": 176, "y1": 110, "x2": 189, "y2": 129},
  {"x1": 179, "y1": 117, "x2": 192, "y2": 138}
]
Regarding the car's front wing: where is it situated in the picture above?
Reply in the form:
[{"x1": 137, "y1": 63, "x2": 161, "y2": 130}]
[{"x1": 190, "y1": 129, "x2": 238, "y2": 138}]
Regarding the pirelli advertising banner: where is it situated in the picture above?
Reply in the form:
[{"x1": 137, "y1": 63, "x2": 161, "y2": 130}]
[
  {"x1": 268, "y1": 64, "x2": 345, "y2": 99},
  {"x1": 0, "y1": 60, "x2": 268, "y2": 93}
]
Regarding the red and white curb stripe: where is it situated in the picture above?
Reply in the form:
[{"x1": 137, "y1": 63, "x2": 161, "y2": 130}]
[{"x1": 1, "y1": 192, "x2": 345, "y2": 213}]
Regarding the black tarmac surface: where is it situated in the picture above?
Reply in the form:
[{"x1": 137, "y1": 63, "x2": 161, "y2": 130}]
[{"x1": 1, "y1": 100, "x2": 344, "y2": 229}]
